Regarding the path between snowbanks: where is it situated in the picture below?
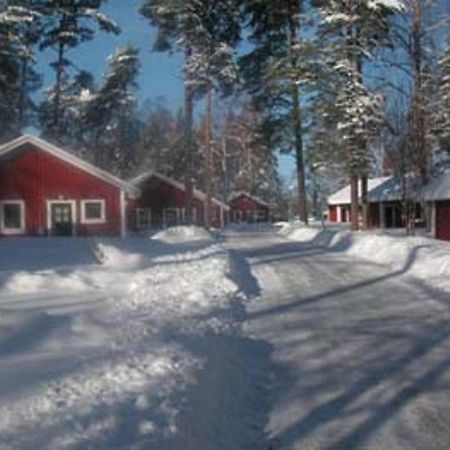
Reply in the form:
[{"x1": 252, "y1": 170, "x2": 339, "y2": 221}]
[
  {"x1": 0, "y1": 230, "x2": 264, "y2": 449},
  {"x1": 279, "y1": 223, "x2": 450, "y2": 294}
]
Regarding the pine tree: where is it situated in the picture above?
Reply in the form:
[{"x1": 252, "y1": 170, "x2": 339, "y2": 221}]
[
  {"x1": 318, "y1": 0, "x2": 404, "y2": 230},
  {"x1": 140, "y1": 0, "x2": 240, "y2": 225},
  {"x1": 241, "y1": 0, "x2": 329, "y2": 225},
  {"x1": 136, "y1": 100, "x2": 178, "y2": 174},
  {"x1": 40, "y1": 70, "x2": 94, "y2": 152},
  {"x1": 141, "y1": 0, "x2": 200, "y2": 223},
  {"x1": 433, "y1": 37, "x2": 450, "y2": 157},
  {"x1": 0, "y1": 1, "x2": 41, "y2": 140},
  {"x1": 184, "y1": 3, "x2": 239, "y2": 228},
  {"x1": 39, "y1": 0, "x2": 119, "y2": 141},
  {"x1": 84, "y1": 46, "x2": 141, "y2": 176}
]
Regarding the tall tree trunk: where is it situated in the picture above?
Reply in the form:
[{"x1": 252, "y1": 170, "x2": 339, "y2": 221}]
[
  {"x1": 346, "y1": 0, "x2": 360, "y2": 231},
  {"x1": 17, "y1": 59, "x2": 28, "y2": 135},
  {"x1": 53, "y1": 42, "x2": 65, "y2": 141},
  {"x1": 288, "y1": 6, "x2": 308, "y2": 225},
  {"x1": 204, "y1": 85, "x2": 213, "y2": 229},
  {"x1": 361, "y1": 174, "x2": 369, "y2": 229},
  {"x1": 412, "y1": 0, "x2": 428, "y2": 184},
  {"x1": 350, "y1": 174, "x2": 359, "y2": 231},
  {"x1": 183, "y1": 49, "x2": 195, "y2": 224}
]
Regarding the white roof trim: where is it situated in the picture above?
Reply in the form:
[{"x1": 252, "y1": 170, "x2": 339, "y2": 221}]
[
  {"x1": 228, "y1": 191, "x2": 270, "y2": 207},
  {"x1": 328, "y1": 177, "x2": 392, "y2": 205},
  {"x1": 130, "y1": 170, "x2": 230, "y2": 210},
  {"x1": 0, "y1": 135, "x2": 136, "y2": 194}
]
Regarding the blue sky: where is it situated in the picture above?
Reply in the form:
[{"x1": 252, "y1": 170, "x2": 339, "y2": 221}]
[
  {"x1": 35, "y1": 0, "x2": 293, "y2": 180},
  {"x1": 38, "y1": 0, "x2": 185, "y2": 111}
]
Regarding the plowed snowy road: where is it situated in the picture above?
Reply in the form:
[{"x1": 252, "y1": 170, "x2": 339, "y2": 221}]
[{"x1": 224, "y1": 230, "x2": 450, "y2": 450}]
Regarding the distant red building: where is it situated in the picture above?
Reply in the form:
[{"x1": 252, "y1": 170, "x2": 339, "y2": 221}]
[
  {"x1": 327, "y1": 176, "x2": 425, "y2": 230},
  {"x1": 128, "y1": 171, "x2": 229, "y2": 229},
  {"x1": 229, "y1": 192, "x2": 269, "y2": 223},
  {"x1": 424, "y1": 169, "x2": 450, "y2": 241},
  {"x1": 0, "y1": 135, "x2": 134, "y2": 237}
]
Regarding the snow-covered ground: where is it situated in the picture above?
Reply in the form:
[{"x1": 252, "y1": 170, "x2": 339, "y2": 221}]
[
  {"x1": 225, "y1": 228, "x2": 450, "y2": 449},
  {"x1": 279, "y1": 222, "x2": 450, "y2": 294},
  {"x1": 2, "y1": 224, "x2": 450, "y2": 449},
  {"x1": 0, "y1": 229, "x2": 242, "y2": 449}
]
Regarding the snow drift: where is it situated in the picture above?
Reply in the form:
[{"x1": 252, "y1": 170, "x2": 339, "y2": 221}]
[
  {"x1": 152, "y1": 225, "x2": 214, "y2": 244},
  {"x1": 0, "y1": 237, "x2": 239, "y2": 449},
  {"x1": 280, "y1": 223, "x2": 450, "y2": 293}
]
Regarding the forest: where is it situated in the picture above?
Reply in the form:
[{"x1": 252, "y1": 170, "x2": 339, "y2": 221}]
[{"x1": 1, "y1": 0, "x2": 450, "y2": 229}]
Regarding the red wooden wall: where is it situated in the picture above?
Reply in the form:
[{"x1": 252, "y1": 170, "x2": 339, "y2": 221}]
[
  {"x1": 132, "y1": 176, "x2": 206, "y2": 228},
  {"x1": 0, "y1": 144, "x2": 122, "y2": 236},
  {"x1": 328, "y1": 205, "x2": 337, "y2": 222},
  {"x1": 436, "y1": 201, "x2": 450, "y2": 241},
  {"x1": 229, "y1": 194, "x2": 269, "y2": 222}
]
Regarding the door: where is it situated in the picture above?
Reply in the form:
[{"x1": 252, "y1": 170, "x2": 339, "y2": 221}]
[
  {"x1": 163, "y1": 208, "x2": 179, "y2": 228},
  {"x1": 436, "y1": 201, "x2": 450, "y2": 241},
  {"x1": 385, "y1": 205, "x2": 394, "y2": 228},
  {"x1": 51, "y1": 202, "x2": 73, "y2": 236}
]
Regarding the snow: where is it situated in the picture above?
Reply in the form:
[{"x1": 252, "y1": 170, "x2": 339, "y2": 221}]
[
  {"x1": 327, "y1": 176, "x2": 391, "y2": 205},
  {"x1": 280, "y1": 222, "x2": 450, "y2": 293},
  {"x1": 0, "y1": 235, "x2": 240, "y2": 449},
  {"x1": 423, "y1": 168, "x2": 450, "y2": 201},
  {"x1": 151, "y1": 225, "x2": 214, "y2": 244},
  {"x1": 229, "y1": 229, "x2": 450, "y2": 449}
]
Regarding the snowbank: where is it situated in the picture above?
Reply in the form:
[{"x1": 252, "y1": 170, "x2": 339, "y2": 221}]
[
  {"x1": 152, "y1": 225, "x2": 214, "y2": 244},
  {"x1": 280, "y1": 222, "x2": 450, "y2": 293},
  {"x1": 0, "y1": 237, "x2": 239, "y2": 449}
]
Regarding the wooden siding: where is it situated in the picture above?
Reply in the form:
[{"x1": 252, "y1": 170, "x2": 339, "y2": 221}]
[
  {"x1": 329, "y1": 205, "x2": 338, "y2": 222},
  {"x1": 368, "y1": 203, "x2": 381, "y2": 229},
  {"x1": 132, "y1": 176, "x2": 206, "y2": 228},
  {"x1": 436, "y1": 200, "x2": 450, "y2": 241},
  {"x1": 0, "y1": 144, "x2": 122, "y2": 236},
  {"x1": 229, "y1": 194, "x2": 269, "y2": 223}
]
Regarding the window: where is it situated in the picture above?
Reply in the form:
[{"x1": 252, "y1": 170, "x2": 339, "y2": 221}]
[
  {"x1": 253, "y1": 210, "x2": 267, "y2": 222},
  {"x1": 162, "y1": 207, "x2": 196, "y2": 228},
  {"x1": 1, "y1": 200, "x2": 25, "y2": 234},
  {"x1": 163, "y1": 208, "x2": 180, "y2": 228},
  {"x1": 81, "y1": 200, "x2": 106, "y2": 224},
  {"x1": 136, "y1": 208, "x2": 152, "y2": 229}
]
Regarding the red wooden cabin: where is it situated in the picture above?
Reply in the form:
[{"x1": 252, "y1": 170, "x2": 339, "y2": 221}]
[
  {"x1": 0, "y1": 135, "x2": 134, "y2": 237},
  {"x1": 328, "y1": 176, "x2": 425, "y2": 230},
  {"x1": 328, "y1": 177, "x2": 391, "y2": 228},
  {"x1": 128, "y1": 171, "x2": 229, "y2": 230},
  {"x1": 229, "y1": 192, "x2": 269, "y2": 223}
]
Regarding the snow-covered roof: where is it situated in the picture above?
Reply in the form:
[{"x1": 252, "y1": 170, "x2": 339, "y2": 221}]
[
  {"x1": 423, "y1": 168, "x2": 450, "y2": 201},
  {"x1": 368, "y1": 176, "x2": 405, "y2": 202},
  {"x1": 129, "y1": 170, "x2": 230, "y2": 210},
  {"x1": 228, "y1": 191, "x2": 270, "y2": 207},
  {"x1": 0, "y1": 135, "x2": 136, "y2": 194},
  {"x1": 327, "y1": 177, "x2": 392, "y2": 205}
]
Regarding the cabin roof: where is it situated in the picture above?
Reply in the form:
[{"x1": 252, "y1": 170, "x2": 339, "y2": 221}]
[
  {"x1": 129, "y1": 170, "x2": 230, "y2": 210},
  {"x1": 228, "y1": 191, "x2": 270, "y2": 207},
  {"x1": 0, "y1": 135, "x2": 136, "y2": 194},
  {"x1": 328, "y1": 177, "x2": 392, "y2": 205}
]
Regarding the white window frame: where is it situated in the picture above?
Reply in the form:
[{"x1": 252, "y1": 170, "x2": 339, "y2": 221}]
[
  {"x1": 80, "y1": 199, "x2": 106, "y2": 224},
  {"x1": 233, "y1": 210, "x2": 242, "y2": 222},
  {"x1": 136, "y1": 207, "x2": 152, "y2": 229},
  {"x1": 163, "y1": 208, "x2": 180, "y2": 228},
  {"x1": 253, "y1": 210, "x2": 267, "y2": 222},
  {"x1": 191, "y1": 207, "x2": 197, "y2": 224},
  {"x1": 0, "y1": 200, "x2": 26, "y2": 235},
  {"x1": 162, "y1": 207, "x2": 197, "y2": 228},
  {"x1": 46, "y1": 199, "x2": 77, "y2": 235}
]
